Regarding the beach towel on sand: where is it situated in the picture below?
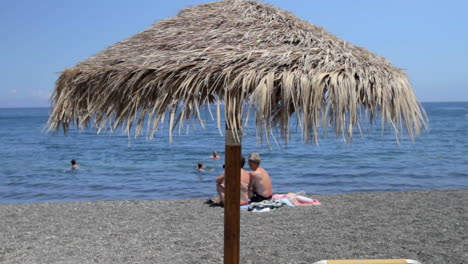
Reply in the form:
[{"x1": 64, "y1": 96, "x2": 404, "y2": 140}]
[
  {"x1": 248, "y1": 200, "x2": 284, "y2": 212},
  {"x1": 206, "y1": 192, "x2": 320, "y2": 211}
]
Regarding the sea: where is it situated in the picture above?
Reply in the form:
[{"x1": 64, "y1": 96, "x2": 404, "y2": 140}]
[{"x1": 0, "y1": 102, "x2": 467, "y2": 204}]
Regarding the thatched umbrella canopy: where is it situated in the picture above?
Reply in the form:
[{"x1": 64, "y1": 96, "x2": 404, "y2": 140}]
[{"x1": 48, "y1": 0, "x2": 426, "y2": 263}]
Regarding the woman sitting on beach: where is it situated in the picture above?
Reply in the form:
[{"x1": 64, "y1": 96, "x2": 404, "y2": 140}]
[{"x1": 213, "y1": 156, "x2": 250, "y2": 205}]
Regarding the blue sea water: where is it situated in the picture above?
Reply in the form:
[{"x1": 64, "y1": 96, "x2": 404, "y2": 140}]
[{"x1": 0, "y1": 102, "x2": 467, "y2": 203}]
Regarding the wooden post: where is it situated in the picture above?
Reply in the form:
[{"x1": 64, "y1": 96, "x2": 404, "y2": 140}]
[{"x1": 224, "y1": 125, "x2": 241, "y2": 263}]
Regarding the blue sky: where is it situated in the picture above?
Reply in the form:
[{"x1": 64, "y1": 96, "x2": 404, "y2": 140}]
[{"x1": 1, "y1": 0, "x2": 467, "y2": 108}]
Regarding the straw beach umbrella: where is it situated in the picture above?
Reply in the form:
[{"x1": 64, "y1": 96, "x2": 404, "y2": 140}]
[{"x1": 48, "y1": 0, "x2": 426, "y2": 263}]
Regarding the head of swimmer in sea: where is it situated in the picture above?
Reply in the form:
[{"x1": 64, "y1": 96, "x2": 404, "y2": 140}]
[
  {"x1": 197, "y1": 162, "x2": 203, "y2": 169},
  {"x1": 212, "y1": 151, "x2": 218, "y2": 157},
  {"x1": 248, "y1": 153, "x2": 261, "y2": 170},
  {"x1": 71, "y1": 159, "x2": 76, "y2": 166}
]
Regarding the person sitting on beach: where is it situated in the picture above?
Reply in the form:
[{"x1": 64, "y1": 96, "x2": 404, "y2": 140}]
[
  {"x1": 197, "y1": 162, "x2": 205, "y2": 172},
  {"x1": 214, "y1": 156, "x2": 250, "y2": 205},
  {"x1": 210, "y1": 151, "x2": 221, "y2": 160},
  {"x1": 248, "y1": 153, "x2": 273, "y2": 202},
  {"x1": 71, "y1": 159, "x2": 79, "y2": 169}
]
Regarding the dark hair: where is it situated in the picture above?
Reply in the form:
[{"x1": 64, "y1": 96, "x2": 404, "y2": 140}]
[
  {"x1": 71, "y1": 160, "x2": 76, "y2": 165},
  {"x1": 222, "y1": 158, "x2": 245, "y2": 169},
  {"x1": 197, "y1": 162, "x2": 203, "y2": 169}
]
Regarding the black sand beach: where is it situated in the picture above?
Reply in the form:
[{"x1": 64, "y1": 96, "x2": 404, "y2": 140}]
[{"x1": 1, "y1": 189, "x2": 466, "y2": 264}]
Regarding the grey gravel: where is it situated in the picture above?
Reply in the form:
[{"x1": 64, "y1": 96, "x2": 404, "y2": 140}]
[{"x1": 1, "y1": 189, "x2": 466, "y2": 264}]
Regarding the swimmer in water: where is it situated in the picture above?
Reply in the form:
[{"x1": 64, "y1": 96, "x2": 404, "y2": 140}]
[
  {"x1": 71, "y1": 159, "x2": 80, "y2": 169},
  {"x1": 197, "y1": 162, "x2": 205, "y2": 172},
  {"x1": 210, "y1": 151, "x2": 221, "y2": 160}
]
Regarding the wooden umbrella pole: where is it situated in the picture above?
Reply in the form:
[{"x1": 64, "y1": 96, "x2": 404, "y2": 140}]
[{"x1": 224, "y1": 123, "x2": 241, "y2": 264}]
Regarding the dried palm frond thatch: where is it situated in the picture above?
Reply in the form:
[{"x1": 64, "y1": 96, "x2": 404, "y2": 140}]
[{"x1": 48, "y1": 0, "x2": 426, "y2": 143}]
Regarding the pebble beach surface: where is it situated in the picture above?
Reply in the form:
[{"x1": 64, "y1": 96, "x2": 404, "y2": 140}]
[{"x1": 1, "y1": 189, "x2": 466, "y2": 264}]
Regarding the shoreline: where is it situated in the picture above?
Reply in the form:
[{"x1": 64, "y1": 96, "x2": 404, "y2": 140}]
[
  {"x1": 1, "y1": 189, "x2": 466, "y2": 263},
  {"x1": 1, "y1": 187, "x2": 464, "y2": 205}
]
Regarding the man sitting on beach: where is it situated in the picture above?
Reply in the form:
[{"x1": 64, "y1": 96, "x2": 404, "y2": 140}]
[
  {"x1": 248, "y1": 153, "x2": 273, "y2": 202},
  {"x1": 214, "y1": 156, "x2": 250, "y2": 205}
]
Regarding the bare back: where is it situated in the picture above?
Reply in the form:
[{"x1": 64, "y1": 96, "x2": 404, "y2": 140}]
[
  {"x1": 240, "y1": 169, "x2": 251, "y2": 203},
  {"x1": 216, "y1": 169, "x2": 251, "y2": 204},
  {"x1": 249, "y1": 167, "x2": 272, "y2": 198}
]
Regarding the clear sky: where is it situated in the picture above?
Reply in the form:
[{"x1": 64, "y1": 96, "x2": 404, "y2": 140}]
[{"x1": 1, "y1": 0, "x2": 467, "y2": 108}]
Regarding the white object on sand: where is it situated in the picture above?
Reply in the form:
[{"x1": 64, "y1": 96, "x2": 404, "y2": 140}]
[{"x1": 295, "y1": 195, "x2": 314, "y2": 203}]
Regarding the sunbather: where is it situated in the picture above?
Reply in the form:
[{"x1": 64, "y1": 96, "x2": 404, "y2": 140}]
[
  {"x1": 248, "y1": 153, "x2": 273, "y2": 202},
  {"x1": 214, "y1": 156, "x2": 250, "y2": 205}
]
